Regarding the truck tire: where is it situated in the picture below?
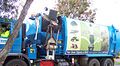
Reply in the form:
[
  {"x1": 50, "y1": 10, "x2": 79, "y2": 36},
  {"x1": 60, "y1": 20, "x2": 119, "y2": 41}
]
[
  {"x1": 101, "y1": 58, "x2": 114, "y2": 66},
  {"x1": 5, "y1": 59, "x2": 27, "y2": 66},
  {"x1": 88, "y1": 58, "x2": 100, "y2": 66}
]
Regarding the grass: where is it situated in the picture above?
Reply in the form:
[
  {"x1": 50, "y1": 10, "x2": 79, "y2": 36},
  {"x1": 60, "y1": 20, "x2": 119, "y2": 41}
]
[
  {"x1": 115, "y1": 62, "x2": 120, "y2": 65},
  {"x1": 114, "y1": 58, "x2": 120, "y2": 65}
]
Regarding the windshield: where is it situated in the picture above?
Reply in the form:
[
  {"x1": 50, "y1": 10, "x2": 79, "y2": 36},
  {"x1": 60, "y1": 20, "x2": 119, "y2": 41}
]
[{"x1": 0, "y1": 22, "x2": 10, "y2": 38}]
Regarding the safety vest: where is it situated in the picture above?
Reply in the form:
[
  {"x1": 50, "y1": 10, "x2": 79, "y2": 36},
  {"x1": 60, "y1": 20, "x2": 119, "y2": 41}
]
[{"x1": 1, "y1": 30, "x2": 10, "y2": 38}]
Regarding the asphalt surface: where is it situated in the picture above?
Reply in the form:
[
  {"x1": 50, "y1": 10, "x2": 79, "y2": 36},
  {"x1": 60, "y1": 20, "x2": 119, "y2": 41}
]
[{"x1": 115, "y1": 65, "x2": 120, "y2": 66}]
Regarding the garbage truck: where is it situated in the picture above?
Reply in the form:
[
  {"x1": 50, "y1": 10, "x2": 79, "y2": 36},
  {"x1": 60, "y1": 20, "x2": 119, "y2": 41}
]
[{"x1": 0, "y1": 14, "x2": 120, "y2": 66}]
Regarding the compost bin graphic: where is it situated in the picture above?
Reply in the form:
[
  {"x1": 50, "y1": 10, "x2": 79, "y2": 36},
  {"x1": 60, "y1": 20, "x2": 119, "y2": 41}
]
[{"x1": 66, "y1": 18, "x2": 109, "y2": 54}]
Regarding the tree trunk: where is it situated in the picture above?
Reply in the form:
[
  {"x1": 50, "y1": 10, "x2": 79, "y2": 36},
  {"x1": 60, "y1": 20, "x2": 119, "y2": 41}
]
[{"x1": 0, "y1": 0, "x2": 33, "y2": 65}]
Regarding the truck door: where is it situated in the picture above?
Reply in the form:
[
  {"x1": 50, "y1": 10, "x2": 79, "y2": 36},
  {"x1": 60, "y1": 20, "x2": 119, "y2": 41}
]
[{"x1": 0, "y1": 22, "x2": 11, "y2": 50}]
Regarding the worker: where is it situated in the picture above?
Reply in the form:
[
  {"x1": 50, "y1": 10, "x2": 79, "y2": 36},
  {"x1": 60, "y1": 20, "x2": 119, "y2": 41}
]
[{"x1": 1, "y1": 30, "x2": 10, "y2": 38}]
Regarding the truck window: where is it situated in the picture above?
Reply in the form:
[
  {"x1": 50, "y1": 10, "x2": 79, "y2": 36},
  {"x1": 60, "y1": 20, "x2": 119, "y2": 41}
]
[{"x1": 0, "y1": 22, "x2": 10, "y2": 38}]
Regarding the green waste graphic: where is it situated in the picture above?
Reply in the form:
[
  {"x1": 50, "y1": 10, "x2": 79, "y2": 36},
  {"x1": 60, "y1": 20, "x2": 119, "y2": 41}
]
[{"x1": 66, "y1": 18, "x2": 109, "y2": 53}]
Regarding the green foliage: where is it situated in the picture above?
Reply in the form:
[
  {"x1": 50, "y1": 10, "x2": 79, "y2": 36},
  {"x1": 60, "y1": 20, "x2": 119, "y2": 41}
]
[
  {"x1": 58, "y1": 0, "x2": 96, "y2": 22},
  {"x1": 58, "y1": 0, "x2": 89, "y2": 17},
  {"x1": 0, "y1": 0, "x2": 25, "y2": 19}
]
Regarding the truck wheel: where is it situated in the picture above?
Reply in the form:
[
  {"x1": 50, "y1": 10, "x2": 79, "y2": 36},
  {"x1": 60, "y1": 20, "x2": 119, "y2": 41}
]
[
  {"x1": 5, "y1": 59, "x2": 27, "y2": 66},
  {"x1": 88, "y1": 58, "x2": 100, "y2": 66},
  {"x1": 101, "y1": 58, "x2": 114, "y2": 66}
]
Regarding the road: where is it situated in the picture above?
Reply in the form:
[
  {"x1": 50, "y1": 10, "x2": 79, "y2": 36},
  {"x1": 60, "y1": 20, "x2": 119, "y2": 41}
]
[{"x1": 115, "y1": 65, "x2": 120, "y2": 66}]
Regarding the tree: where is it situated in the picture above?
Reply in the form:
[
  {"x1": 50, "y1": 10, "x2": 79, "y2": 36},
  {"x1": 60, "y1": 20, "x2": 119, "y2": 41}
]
[
  {"x1": 57, "y1": 0, "x2": 96, "y2": 23},
  {"x1": 0, "y1": 0, "x2": 23, "y2": 19},
  {"x1": 0, "y1": 0, "x2": 33, "y2": 65}
]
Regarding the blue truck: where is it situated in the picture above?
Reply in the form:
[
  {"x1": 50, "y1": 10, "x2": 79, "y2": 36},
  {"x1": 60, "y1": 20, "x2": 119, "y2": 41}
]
[{"x1": 0, "y1": 15, "x2": 120, "y2": 66}]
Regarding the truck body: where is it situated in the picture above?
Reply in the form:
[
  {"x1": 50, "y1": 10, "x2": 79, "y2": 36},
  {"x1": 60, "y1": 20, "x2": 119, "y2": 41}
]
[{"x1": 0, "y1": 16, "x2": 120, "y2": 66}]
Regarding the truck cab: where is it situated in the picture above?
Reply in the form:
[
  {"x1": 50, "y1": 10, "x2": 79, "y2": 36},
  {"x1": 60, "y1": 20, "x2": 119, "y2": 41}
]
[{"x1": 0, "y1": 18, "x2": 31, "y2": 66}]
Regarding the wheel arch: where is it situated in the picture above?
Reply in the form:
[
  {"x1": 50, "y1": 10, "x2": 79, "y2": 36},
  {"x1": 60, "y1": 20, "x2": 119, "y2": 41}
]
[
  {"x1": 88, "y1": 56, "x2": 114, "y2": 61},
  {"x1": 100, "y1": 57, "x2": 114, "y2": 66},
  {"x1": 3, "y1": 53, "x2": 31, "y2": 66}
]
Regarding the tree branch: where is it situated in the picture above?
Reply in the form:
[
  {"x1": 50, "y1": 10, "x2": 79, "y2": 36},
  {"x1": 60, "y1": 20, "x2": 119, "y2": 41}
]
[{"x1": 0, "y1": 0, "x2": 33, "y2": 65}]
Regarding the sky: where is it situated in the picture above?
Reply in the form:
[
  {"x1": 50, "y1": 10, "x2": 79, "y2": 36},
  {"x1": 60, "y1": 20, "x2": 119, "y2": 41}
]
[
  {"x1": 26, "y1": 0, "x2": 57, "y2": 17},
  {"x1": 26, "y1": 0, "x2": 120, "y2": 29},
  {"x1": 93, "y1": 0, "x2": 120, "y2": 29}
]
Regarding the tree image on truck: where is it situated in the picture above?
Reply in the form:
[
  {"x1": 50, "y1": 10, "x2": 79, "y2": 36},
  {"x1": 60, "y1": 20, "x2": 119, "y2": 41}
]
[{"x1": 0, "y1": 11, "x2": 120, "y2": 66}]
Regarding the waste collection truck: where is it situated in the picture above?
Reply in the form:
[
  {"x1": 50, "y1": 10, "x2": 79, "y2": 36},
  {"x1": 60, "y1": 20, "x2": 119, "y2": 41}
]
[{"x1": 0, "y1": 15, "x2": 120, "y2": 66}]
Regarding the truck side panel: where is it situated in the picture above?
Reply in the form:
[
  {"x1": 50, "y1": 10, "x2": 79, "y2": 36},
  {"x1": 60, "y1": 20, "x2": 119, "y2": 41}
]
[
  {"x1": 61, "y1": 17, "x2": 111, "y2": 55},
  {"x1": 115, "y1": 31, "x2": 120, "y2": 56}
]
